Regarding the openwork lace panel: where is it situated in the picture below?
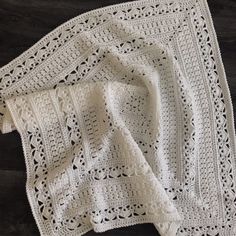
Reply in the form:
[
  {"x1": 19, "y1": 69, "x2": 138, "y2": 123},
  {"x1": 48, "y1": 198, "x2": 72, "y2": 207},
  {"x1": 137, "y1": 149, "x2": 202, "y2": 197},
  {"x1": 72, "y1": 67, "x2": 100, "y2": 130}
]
[{"x1": 0, "y1": 0, "x2": 236, "y2": 235}]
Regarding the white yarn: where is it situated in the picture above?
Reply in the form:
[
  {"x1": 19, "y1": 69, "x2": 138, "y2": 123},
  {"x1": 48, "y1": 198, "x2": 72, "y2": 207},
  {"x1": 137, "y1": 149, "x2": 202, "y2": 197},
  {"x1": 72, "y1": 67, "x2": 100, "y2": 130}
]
[{"x1": 1, "y1": 0, "x2": 236, "y2": 235}]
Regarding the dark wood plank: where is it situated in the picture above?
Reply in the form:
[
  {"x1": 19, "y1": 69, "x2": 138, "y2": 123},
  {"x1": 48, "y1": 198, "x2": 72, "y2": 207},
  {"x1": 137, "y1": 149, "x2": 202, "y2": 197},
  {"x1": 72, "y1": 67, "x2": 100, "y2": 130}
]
[{"x1": 0, "y1": 0, "x2": 235, "y2": 235}]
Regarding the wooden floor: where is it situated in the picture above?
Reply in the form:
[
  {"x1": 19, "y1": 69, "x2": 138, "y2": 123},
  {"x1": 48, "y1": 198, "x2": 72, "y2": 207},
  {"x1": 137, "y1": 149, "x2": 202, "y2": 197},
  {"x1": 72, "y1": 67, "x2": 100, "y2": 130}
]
[{"x1": 0, "y1": 0, "x2": 235, "y2": 235}]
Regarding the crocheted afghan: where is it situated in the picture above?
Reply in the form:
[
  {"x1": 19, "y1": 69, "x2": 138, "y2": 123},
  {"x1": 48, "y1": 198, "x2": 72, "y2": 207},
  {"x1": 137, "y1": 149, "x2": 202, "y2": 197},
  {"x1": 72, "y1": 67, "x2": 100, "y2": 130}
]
[{"x1": 1, "y1": 0, "x2": 236, "y2": 235}]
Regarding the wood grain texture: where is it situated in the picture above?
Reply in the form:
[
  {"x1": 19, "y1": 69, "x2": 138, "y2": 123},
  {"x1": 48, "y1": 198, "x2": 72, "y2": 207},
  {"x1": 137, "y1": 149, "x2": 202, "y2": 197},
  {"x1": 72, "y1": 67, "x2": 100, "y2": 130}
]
[{"x1": 0, "y1": 0, "x2": 235, "y2": 235}]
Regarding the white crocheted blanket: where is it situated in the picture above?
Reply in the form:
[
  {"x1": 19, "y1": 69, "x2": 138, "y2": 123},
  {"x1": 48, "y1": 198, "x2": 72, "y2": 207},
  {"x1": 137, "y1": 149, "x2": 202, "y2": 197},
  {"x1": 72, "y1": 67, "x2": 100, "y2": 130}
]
[{"x1": 1, "y1": 0, "x2": 236, "y2": 235}]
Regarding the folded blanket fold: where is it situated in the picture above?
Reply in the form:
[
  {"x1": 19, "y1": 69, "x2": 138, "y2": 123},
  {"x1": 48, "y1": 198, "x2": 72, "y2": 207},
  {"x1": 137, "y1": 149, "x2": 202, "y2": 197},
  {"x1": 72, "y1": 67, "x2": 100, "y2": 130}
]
[{"x1": 6, "y1": 80, "x2": 182, "y2": 236}]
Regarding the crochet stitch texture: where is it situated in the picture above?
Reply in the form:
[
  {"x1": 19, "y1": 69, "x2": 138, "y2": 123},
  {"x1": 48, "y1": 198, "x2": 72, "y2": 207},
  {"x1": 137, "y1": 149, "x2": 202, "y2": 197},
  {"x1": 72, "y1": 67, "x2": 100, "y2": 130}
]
[{"x1": 0, "y1": 0, "x2": 236, "y2": 235}]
